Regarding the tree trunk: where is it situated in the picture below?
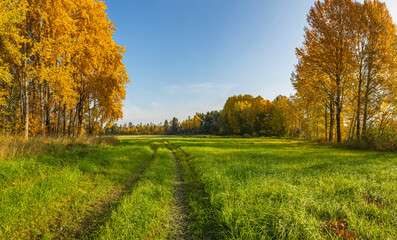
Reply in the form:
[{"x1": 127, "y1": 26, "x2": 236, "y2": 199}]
[
  {"x1": 356, "y1": 59, "x2": 363, "y2": 138},
  {"x1": 335, "y1": 80, "x2": 342, "y2": 143},
  {"x1": 336, "y1": 105, "x2": 342, "y2": 143},
  {"x1": 349, "y1": 115, "x2": 356, "y2": 141},
  {"x1": 57, "y1": 102, "x2": 61, "y2": 136},
  {"x1": 77, "y1": 105, "x2": 83, "y2": 135},
  {"x1": 20, "y1": 89, "x2": 24, "y2": 134},
  {"x1": 24, "y1": 74, "x2": 29, "y2": 140},
  {"x1": 63, "y1": 104, "x2": 67, "y2": 135},
  {"x1": 324, "y1": 104, "x2": 328, "y2": 141},
  {"x1": 299, "y1": 120, "x2": 302, "y2": 137},
  {"x1": 335, "y1": 103, "x2": 342, "y2": 143},
  {"x1": 68, "y1": 109, "x2": 73, "y2": 136},
  {"x1": 362, "y1": 59, "x2": 372, "y2": 135},
  {"x1": 88, "y1": 106, "x2": 92, "y2": 135},
  {"x1": 32, "y1": 80, "x2": 36, "y2": 118},
  {"x1": 329, "y1": 101, "x2": 334, "y2": 142},
  {"x1": 45, "y1": 86, "x2": 51, "y2": 135},
  {"x1": 40, "y1": 83, "x2": 46, "y2": 136}
]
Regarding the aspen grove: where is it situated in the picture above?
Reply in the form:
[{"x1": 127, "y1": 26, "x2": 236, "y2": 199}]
[
  {"x1": 0, "y1": 0, "x2": 129, "y2": 139},
  {"x1": 292, "y1": 0, "x2": 396, "y2": 147}
]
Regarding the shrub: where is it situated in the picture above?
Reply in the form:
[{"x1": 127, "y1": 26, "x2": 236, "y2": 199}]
[{"x1": 348, "y1": 128, "x2": 396, "y2": 152}]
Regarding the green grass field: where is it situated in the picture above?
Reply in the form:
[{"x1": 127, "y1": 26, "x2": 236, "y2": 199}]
[{"x1": 0, "y1": 136, "x2": 396, "y2": 239}]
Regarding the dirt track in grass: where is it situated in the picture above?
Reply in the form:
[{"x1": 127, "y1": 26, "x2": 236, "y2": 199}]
[{"x1": 171, "y1": 151, "x2": 190, "y2": 239}]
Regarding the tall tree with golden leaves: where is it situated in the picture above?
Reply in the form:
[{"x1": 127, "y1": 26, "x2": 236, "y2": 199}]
[
  {"x1": 295, "y1": 0, "x2": 358, "y2": 143},
  {"x1": 359, "y1": 0, "x2": 396, "y2": 135},
  {"x1": 0, "y1": 1, "x2": 27, "y2": 135}
]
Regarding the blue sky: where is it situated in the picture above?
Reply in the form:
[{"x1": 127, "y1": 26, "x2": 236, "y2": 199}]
[{"x1": 103, "y1": 0, "x2": 397, "y2": 125}]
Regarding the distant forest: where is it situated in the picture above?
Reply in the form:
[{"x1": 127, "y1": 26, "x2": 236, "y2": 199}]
[{"x1": 108, "y1": 95, "x2": 290, "y2": 137}]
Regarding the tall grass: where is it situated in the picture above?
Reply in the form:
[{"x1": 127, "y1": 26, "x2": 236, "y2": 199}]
[
  {"x1": 0, "y1": 136, "x2": 118, "y2": 160},
  {"x1": 96, "y1": 147, "x2": 176, "y2": 239},
  {"x1": 2, "y1": 135, "x2": 396, "y2": 239},
  {"x1": 168, "y1": 137, "x2": 397, "y2": 239},
  {"x1": 0, "y1": 137, "x2": 152, "y2": 239}
]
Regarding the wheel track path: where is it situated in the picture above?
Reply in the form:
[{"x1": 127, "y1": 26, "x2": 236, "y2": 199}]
[
  {"x1": 164, "y1": 142, "x2": 190, "y2": 239},
  {"x1": 67, "y1": 146, "x2": 158, "y2": 239},
  {"x1": 171, "y1": 150, "x2": 190, "y2": 239}
]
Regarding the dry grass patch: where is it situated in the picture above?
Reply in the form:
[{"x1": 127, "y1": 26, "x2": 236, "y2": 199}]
[{"x1": 0, "y1": 136, "x2": 117, "y2": 160}]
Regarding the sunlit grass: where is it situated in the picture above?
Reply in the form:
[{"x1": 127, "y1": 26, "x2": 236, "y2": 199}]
[
  {"x1": 168, "y1": 137, "x2": 397, "y2": 239},
  {"x1": 0, "y1": 138, "x2": 152, "y2": 239},
  {"x1": 96, "y1": 147, "x2": 176, "y2": 239},
  {"x1": 1, "y1": 136, "x2": 396, "y2": 239}
]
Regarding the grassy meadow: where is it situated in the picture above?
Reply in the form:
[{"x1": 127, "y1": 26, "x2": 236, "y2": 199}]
[{"x1": 0, "y1": 136, "x2": 396, "y2": 239}]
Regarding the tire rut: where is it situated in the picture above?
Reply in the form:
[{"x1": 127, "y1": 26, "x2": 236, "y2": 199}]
[
  {"x1": 167, "y1": 143, "x2": 223, "y2": 239},
  {"x1": 65, "y1": 146, "x2": 158, "y2": 239},
  {"x1": 169, "y1": 147, "x2": 190, "y2": 239}
]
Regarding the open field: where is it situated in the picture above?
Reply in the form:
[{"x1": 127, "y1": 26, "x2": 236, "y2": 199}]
[{"x1": 0, "y1": 136, "x2": 396, "y2": 239}]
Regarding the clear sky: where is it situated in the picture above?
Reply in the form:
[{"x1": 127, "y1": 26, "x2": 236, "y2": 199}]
[{"x1": 103, "y1": 0, "x2": 397, "y2": 125}]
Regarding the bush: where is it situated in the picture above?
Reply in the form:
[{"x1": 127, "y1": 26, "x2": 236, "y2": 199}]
[
  {"x1": 348, "y1": 128, "x2": 396, "y2": 152},
  {"x1": 242, "y1": 133, "x2": 252, "y2": 138}
]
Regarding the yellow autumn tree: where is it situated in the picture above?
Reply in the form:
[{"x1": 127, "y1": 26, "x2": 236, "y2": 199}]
[
  {"x1": 0, "y1": 0, "x2": 27, "y2": 134},
  {"x1": 295, "y1": 0, "x2": 364, "y2": 142}
]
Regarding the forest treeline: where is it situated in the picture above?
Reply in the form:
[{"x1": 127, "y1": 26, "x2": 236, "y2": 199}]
[
  {"x1": 108, "y1": 94, "x2": 292, "y2": 137},
  {"x1": 112, "y1": 0, "x2": 397, "y2": 151},
  {"x1": 0, "y1": 0, "x2": 128, "y2": 139}
]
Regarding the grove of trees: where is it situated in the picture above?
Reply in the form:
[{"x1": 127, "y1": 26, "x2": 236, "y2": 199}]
[
  {"x1": 292, "y1": 0, "x2": 397, "y2": 148},
  {"x1": 0, "y1": 0, "x2": 129, "y2": 139}
]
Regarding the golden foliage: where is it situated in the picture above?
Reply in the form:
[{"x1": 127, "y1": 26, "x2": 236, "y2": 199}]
[
  {"x1": 0, "y1": 0, "x2": 129, "y2": 137},
  {"x1": 293, "y1": 0, "x2": 397, "y2": 143}
]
